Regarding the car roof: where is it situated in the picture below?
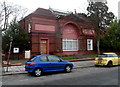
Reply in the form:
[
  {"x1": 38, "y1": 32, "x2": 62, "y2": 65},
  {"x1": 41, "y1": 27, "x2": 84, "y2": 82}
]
[
  {"x1": 35, "y1": 55, "x2": 56, "y2": 57},
  {"x1": 103, "y1": 52, "x2": 116, "y2": 54}
]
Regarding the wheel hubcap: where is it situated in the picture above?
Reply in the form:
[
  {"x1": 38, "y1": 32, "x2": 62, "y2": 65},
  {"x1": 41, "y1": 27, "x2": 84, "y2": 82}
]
[
  {"x1": 66, "y1": 66, "x2": 71, "y2": 72},
  {"x1": 35, "y1": 69, "x2": 41, "y2": 76}
]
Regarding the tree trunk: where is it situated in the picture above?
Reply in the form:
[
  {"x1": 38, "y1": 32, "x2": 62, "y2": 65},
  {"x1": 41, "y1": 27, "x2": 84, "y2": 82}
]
[{"x1": 97, "y1": 39, "x2": 100, "y2": 55}]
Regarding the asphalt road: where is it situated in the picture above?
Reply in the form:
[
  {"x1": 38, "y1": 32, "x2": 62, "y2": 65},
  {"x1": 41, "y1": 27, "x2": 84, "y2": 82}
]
[{"x1": 2, "y1": 66, "x2": 119, "y2": 86}]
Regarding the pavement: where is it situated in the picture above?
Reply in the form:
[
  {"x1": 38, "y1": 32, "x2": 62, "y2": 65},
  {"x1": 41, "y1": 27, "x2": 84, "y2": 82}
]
[{"x1": 1, "y1": 58, "x2": 95, "y2": 76}]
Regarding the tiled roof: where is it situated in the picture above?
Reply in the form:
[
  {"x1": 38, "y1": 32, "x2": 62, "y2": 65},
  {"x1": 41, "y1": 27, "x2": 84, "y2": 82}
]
[
  {"x1": 31, "y1": 8, "x2": 56, "y2": 19},
  {"x1": 22, "y1": 7, "x2": 93, "y2": 23},
  {"x1": 31, "y1": 8, "x2": 73, "y2": 18}
]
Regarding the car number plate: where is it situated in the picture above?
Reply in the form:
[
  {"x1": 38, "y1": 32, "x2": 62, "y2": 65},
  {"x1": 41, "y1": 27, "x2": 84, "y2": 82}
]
[{"x1": 98, "y1": 61, "x2": 101, "y2": 64}]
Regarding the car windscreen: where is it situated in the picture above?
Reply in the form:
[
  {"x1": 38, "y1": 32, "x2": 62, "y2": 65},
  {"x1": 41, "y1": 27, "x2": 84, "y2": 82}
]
[
  {"x1": 27, "y1": 56, "x2": 36, "y2": 62},
  {"x1": 109, "y1": 54, "x2": 118, "y2": 57}
]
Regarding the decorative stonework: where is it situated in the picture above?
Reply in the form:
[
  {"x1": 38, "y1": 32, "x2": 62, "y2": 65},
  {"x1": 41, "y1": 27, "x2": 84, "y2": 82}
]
[{"x1": 35, "y1": 24, "x2": 55, "y2": 32}]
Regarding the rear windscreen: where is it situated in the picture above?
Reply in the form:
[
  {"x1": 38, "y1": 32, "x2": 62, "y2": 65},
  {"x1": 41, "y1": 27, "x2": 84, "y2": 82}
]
[{"x1": 27, "y1": 56, "x2": 36, "y2": 62}]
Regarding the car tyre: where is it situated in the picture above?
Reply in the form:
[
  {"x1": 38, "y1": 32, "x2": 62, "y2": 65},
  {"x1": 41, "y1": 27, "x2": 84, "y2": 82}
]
[
  {"x1": 107, "y1": 61, "x2": 113, "y2": 67},
  {"x1": 33, "y1": 68, "x2": 42, "y2": 77},
  {"x1": 64, "y1": 65, "x2": 72, "y2": 73}
]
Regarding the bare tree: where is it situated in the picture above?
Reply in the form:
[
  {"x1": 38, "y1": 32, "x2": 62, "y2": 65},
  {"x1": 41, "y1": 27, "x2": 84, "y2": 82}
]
[
  {"x1": 0, "y1": 9, "x2": 4, "y2": 30},
  {"x1": 11, "y1": 4, "x2": 28, "y2": 21},
  {"x1": 0, "y1": 1, "x2": 28, "y2": 31},
  {"x1": 0, "y1": 1, "x2": 13, "y2": 31}
]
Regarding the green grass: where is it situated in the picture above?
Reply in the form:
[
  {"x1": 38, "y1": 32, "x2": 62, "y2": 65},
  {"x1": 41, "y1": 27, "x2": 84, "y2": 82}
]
[
  {"x1": 59, "y1": 54, "x2": 97, "y2": 60},
  {"x1": 62, "y1": 57, "x2": 78, "y2": 60},
  {"x1": 83, "y1": 54, "x2": 97, "y2": 58}
]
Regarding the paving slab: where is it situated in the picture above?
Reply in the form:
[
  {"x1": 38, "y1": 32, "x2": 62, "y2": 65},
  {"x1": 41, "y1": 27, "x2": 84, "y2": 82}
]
[{"x1": 1, "y1": 59, "x2": 95, "y2": 76}]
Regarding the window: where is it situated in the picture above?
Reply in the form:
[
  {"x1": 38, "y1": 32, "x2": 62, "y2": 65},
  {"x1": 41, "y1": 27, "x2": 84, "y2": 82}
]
[
  {"x1": 28, "y1": 23, "x2": 31, "y2": 33},
  {"x1": 40, "y1": 56, "x2": 48, "y2": 62},
  {"x1": 47, "y1": 56, "x2": 60, "y2": 62},
  {"x1": 108, "y1": 54, "x2": 118, "y2": 57},
  {"x1": 98, "y1": 54, "x2": 118, "y2": 58},
  {"x1": 112, "y1": 54, "x2": 118, "y2": 57},
  {"x1": 62, "y1": 39, "x2": 78, "y2": 51},
  {"x1": 97, "y1": 54, "x2": 107, "y2": 57},
  {"x1": 27, "y1": 56, "x2": 36, "y2": 62},
  {"x1": 108, "y1": 54, "x2": 113, "y2": 57},
  {"x1": 87, "y1": 39, "x2": 93, "y2": 51}
]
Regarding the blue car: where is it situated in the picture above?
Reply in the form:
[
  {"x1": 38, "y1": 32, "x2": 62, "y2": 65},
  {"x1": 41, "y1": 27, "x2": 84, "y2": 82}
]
[{"x1": 25, "y1": 55, "x2": 74, "y2": 77}]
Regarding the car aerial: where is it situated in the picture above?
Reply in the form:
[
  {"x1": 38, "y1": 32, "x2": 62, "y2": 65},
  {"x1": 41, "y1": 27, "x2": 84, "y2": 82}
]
[
  {"x1": 25, "y1": 55, "x2": 74, "y2": 77},
  {"x1": 94, "y1": 52, "x2": 120, "y2": 67}
]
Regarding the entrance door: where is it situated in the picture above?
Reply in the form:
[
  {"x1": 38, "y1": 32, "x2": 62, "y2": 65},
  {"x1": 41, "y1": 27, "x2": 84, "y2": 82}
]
[{"x1": 40, "y1": 39, "x2": 48, "y2": 54}]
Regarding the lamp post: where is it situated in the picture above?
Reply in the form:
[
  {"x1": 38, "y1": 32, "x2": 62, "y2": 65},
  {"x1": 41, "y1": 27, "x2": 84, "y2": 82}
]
[{"x1": 6, "y1": 36, "x2": 13, "y2": 72}]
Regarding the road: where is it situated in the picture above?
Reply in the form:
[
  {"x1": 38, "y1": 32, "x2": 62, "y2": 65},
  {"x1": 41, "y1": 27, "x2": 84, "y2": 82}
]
[{"x1": 2, "y1": 66, "x2": 119, "y2": 86}]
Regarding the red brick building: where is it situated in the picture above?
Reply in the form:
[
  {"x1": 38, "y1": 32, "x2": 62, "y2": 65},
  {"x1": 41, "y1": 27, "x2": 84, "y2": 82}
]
[{"x1": 20, "y1": 8, "x2": 96, "y2": 56}]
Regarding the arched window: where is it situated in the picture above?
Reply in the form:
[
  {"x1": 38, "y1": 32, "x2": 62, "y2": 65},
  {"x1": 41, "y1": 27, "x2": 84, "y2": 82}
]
[{"x1": 62, "y1": 23, "x2": 79, "y2": 51}]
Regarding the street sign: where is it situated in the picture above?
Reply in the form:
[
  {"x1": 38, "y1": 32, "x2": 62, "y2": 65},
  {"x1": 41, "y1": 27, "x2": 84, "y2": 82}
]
[{"x1": 13, "y1": 48, "x2": 19, "y2": 53}]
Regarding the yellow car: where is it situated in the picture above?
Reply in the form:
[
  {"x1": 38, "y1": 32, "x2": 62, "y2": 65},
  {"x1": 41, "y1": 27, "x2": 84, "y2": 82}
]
[{"x1": 94, "y1": 52, "x2": 120, "y2": 67}]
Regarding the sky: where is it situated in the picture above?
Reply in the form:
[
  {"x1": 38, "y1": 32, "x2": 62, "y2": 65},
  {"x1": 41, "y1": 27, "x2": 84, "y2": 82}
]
[{"x1": 2, "y1": 0, "x2": 120, "y2": 18}]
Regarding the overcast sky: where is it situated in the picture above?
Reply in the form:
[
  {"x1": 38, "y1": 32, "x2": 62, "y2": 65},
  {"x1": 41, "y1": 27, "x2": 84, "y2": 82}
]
[{"x1": 3, "y1": 0, "x2": 120, "y2": 18}]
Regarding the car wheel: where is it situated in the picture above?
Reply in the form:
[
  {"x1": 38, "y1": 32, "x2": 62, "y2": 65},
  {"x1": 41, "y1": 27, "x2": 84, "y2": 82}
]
[
  {"x1": 33, "y1": 68, "x2": 42, "y2": 77},
  {"x1": 65, "y1": 65, "x2": 72, "y2": 73},
  {"x1": 107, "y1": 61, "x2": 113, "y2": 67}
]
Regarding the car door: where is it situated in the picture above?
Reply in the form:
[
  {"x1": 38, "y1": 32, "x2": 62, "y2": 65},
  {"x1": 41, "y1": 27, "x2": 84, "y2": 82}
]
[
  {"x1": 47, "y1": 55, "x2": 65, "y2": 71},
  {"x1": 39, "y1": 56, "x2": 53, "y2": 72}
]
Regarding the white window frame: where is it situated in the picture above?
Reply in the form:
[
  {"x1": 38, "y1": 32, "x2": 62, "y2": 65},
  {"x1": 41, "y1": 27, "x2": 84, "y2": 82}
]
[
  {"x1": 28, "y1": 23, "x2": 31, "y2": 33},
  {"x1": 62, "y1": 39, "x2": 78, "y2": 51},
  {"x1": 87, "y1": 39, "x2": 93, "y2": 51}
]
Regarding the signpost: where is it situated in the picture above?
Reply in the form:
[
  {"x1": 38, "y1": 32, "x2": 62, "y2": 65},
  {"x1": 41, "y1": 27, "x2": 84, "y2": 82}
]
[
  {"x1": 6, "y1": 37, "x2": 13, "y2": 72},
  {"x1": 13, "y1": 47, "x2": 20, "y2": 60}
]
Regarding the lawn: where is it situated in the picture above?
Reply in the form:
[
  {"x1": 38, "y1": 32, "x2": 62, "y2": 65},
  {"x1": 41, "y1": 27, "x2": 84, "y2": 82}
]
[
  {"x1": 83, "y1": 54, "x2": 97, "y2": 58},
  {"x1": 62, "y1": 57, "x2": 78, "y2": 60},
  {"x1": 60, "y1": 54, "x2": 97, "y2": 60}
]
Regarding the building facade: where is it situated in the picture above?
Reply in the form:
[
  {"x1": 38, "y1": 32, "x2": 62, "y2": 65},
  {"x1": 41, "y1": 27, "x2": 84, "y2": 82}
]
[{"x1": 20, "y1": 8, "x2": 96, "y2": 56}]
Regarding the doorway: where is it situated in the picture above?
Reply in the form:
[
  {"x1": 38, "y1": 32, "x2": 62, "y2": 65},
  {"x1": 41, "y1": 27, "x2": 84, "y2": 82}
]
[{"x1": 40, "y1": 39, "x2": 48, "y2": 54}]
